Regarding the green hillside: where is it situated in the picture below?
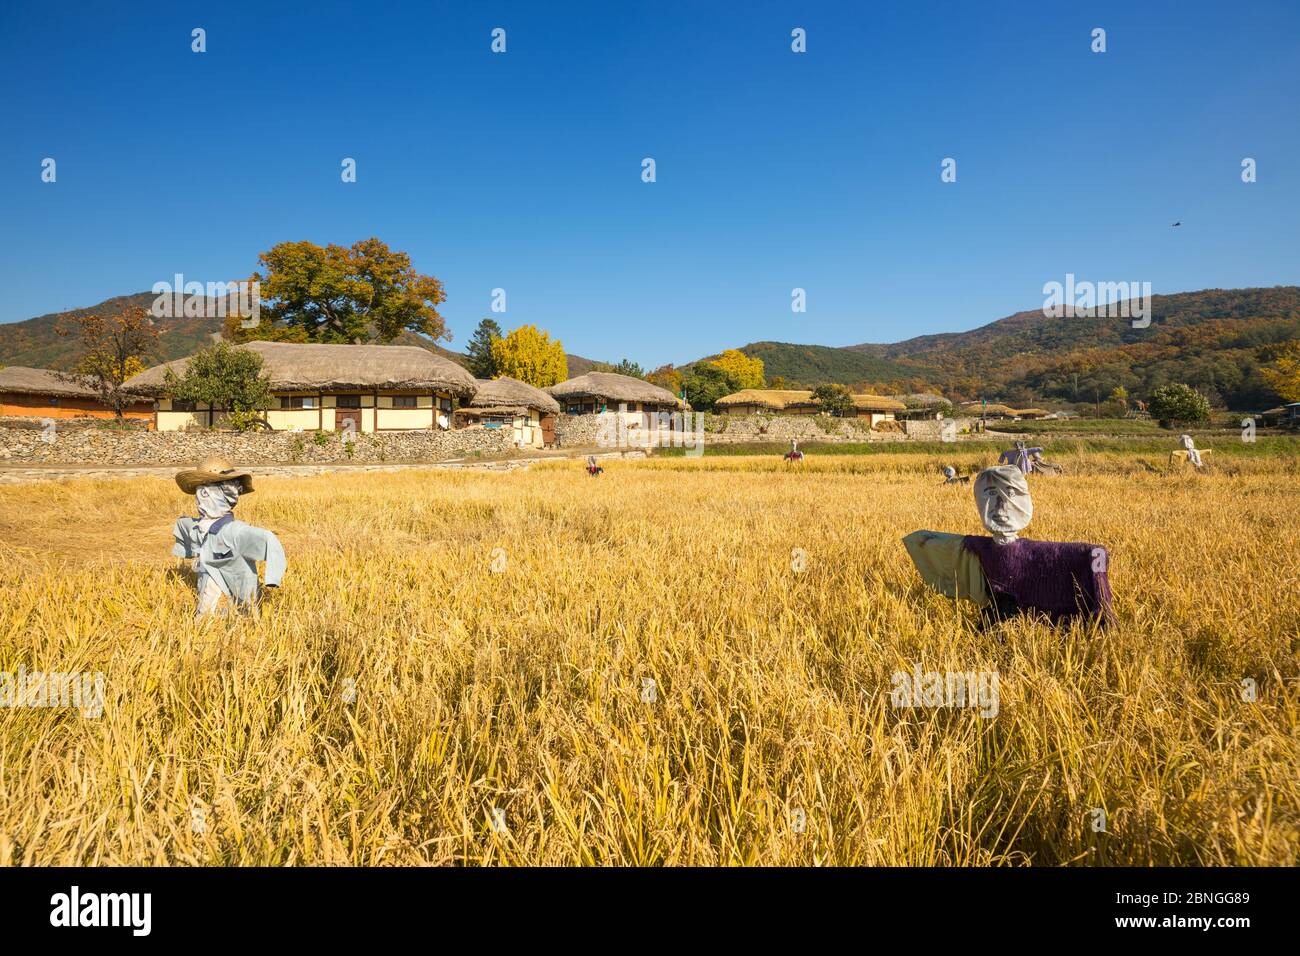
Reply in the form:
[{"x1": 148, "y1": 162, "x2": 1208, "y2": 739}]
[{"x1": 0, "y1": 294, "x2": 222, "y2": 370}]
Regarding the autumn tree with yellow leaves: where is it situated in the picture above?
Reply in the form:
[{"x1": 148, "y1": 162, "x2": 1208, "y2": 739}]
[
  {"x1": 490, "y1": 325, "x2": 569, "y2": 388},
  {"x1": 710, "y1": 348, "x2": 765, "y2": 389},
  {"x1": 1261, "y1": 340, "x2": 1300, "y2": 403}
]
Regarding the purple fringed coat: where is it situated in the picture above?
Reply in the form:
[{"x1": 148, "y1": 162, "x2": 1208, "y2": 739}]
[{"x1": 962, "y1": 536, "x2": 1115, "y2": 625}]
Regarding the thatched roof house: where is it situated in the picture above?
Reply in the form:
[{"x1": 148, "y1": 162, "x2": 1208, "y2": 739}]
[
  {"x1": 127, "y1": 341, "x2": 477, "y2": 396},
  {"x1": 0, "y1": 366, "x2": 152, "y2": 421},
  {"x1": 960, "y1": 402, "x2": 1018, "y2": 418},
  {"x1": 464, "y1": 376, "x2": 560, "y2": 416},
  {"x1": 848, "y1": 393, "x2": 907, "y2": 414},
  {"x1": 890, "y1": 392, "x2": 952, "y2": 420},
  {"x1": 959, "y1": 402, "x2": 1046, "y2": 420},
  {"x1": 716, "y1": 388, "x2": 905, "y2": 420},
  {"x1": 126, "y1": 341, "x2": 479, "y2": 432},
  {"x1": 0, "y1": 366, "x2": 96, "y2": 398},
  {"x1": 1260, "y1": 402, "x2": 1300, "y2": 425},
  {"x1": 715, "y1": 389, "x2": 818, "y2": 414},
  {"x1": 456, "y1": 376, "x2": 560, "y2": 448},
  {"x1": 891, "y1": 392, "x2": 949, "y2": 409},
  {"x1": 547, "y1": 371, "x2": 684, "y2": 413}
]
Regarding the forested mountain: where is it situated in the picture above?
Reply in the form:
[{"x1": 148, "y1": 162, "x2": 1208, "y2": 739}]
[
  {"x1": 684, "y1": 287, "x2": 1298, "y2": 410},
  {"x1": 846, "y1": 286, "x2": 1300, "y2": 409}
]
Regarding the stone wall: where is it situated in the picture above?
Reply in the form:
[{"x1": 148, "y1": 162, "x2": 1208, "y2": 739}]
[
  {"x1": 0, "y1": 422, "x2": 514, "y2": 465},
  {"x1": 705, "y1": 414, "x2": 882, "y2": 442},
  {"x1": 554, "y1": 411, "x2": 908, "y2": 448},
  {"x1": 903, "y1": 417, "x2": 980, "y2": 440},
  {"x1": 552, "y1": 413, "x2": 607, "y2": 447}
]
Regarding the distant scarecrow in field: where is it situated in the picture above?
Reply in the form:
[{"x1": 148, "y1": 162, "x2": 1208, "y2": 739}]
[
  {"x1": 171, "y1": 457, "x2": 286, "y2": 619},
  {"x1": 784, "y1": 440, "x2": 805, "y2": 464},
  {"x1": 1027, "y1": 448, "x2": 1063, "y2": 476},
  {"x1": 998, "y1": 440, "x2": 1043, "y2": 475},
  {"x1": 1177, "y1": 434, "x2": 1204, "y2": 469},
  {"x1": 902, "y1": 465, "x2": 1114, "y2": 625},
  {"x1": 941, "y1": 466, "x2": 970, "y2": 485},
  {"x1": 586, "y1": 455, "x2": 604, "y2": 476}
]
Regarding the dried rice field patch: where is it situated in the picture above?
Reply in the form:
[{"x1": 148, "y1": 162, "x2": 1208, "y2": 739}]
[{"x1": 0, "y1": 456, "x2": 1296, "y2": 865}]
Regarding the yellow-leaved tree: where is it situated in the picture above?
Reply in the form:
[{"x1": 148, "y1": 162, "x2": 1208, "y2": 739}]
[
  {"x1": 490, "y1": 325, "x2": 569, "y2": 388},
  {"x1": 710, "y1": 349, "x2": 765, "y2": 389},
  {"x1": 1261, "y1": 340, "x2": 1300, "y2": 403}
]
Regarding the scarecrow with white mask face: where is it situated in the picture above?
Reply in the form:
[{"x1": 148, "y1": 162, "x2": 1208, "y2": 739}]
[
  {"x1": 975, "y1": 465, "x2": 1034, "y2": 544},
  {"x1": 902, "y1": 464, "x2": 1114, "y2": 624},
  {"x1": 1179, "y1": 434, "x2": 1203, "y2": 468},
  {"x1": 171, "y1": 457, "x2": 286, "y2": 619}
]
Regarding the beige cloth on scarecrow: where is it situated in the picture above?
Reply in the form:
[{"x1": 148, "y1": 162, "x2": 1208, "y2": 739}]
[{"x1": 901, "y1": 530, "x2": 990, "y2": 607}]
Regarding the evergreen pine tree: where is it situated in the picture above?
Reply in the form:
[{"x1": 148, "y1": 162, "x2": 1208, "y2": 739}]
[{"x1": 466, "y1": 318, "x2": 503, "y2": 378}]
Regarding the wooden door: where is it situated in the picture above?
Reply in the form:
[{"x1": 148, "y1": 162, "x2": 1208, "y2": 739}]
[
  {"x1": 335, "y1": 409, "x2": 362, "y2": 434},
  {"x1": 540, "y1": 414, "x2": 556, "y2": 446}
]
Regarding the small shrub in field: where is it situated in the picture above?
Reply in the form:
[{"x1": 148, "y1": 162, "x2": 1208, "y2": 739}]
[{"x1": 1149, "y1": 383, "x2": 1211, "y2": 427}]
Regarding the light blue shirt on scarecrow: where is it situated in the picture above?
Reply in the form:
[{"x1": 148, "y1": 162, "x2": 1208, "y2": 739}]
[
  {"x1": 171, "y1": 458, "x2": 286, "y2": 616},
  {"x1": 172, "y1": 513, "x2": 286, "y2": 604}
]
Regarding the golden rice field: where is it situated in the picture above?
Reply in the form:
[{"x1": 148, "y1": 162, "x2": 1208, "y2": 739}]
[{"x1": 0, "y1": 451, "x2": 1296, "y2": 866}]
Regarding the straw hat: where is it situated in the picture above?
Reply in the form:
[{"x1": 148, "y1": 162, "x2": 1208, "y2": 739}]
[{"x1": 174, "y1": 456, "x2": 256, "y2": 495}]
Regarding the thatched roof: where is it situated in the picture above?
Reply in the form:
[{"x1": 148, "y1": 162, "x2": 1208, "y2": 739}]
[
  {"x1": 715, "y1": 389, "x2": 815, "y2": 411},
  {"x1": 547, "y1": 372, "x2": 684, "y2": 409},
  {"x1": 0, "y1": 366, "x2": 99, "y2": 398},
  {"x1": 960, "y1": 403, "x2": 1050, "y2": 417},
  {"x1": 850, "y1": 393, "x2": 907, "y2": 412},
  {"x1": 125, "y1": 341, "x2": 478, "y2": 397},
  {"x1": 891, "y1": 392, "x2": 949, "y2": 408},
  {"x1": 466, "y1": 377, "x2": 560, "y2": 415},
  {"x1": 716, "y1": 389, "x2": 905, "y2": 412}
]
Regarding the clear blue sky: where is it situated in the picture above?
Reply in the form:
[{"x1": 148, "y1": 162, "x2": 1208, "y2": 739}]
[{"x1": 2, "y1": 0, "x2": 1297, "y2": 368}]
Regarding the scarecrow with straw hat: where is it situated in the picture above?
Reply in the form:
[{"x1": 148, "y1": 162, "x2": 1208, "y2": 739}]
[{"x1": 171, "y1": 457, "x2": 286, "y2": 619}]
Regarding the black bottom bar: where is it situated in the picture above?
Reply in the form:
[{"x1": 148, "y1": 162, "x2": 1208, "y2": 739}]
[{"x1": 0, "y1": 866, "x2": 1285, "y2": 943}]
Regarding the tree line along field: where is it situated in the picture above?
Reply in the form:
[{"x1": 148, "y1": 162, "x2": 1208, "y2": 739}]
[{"x1": 0, "y1": 451, "x2": 1296, "y2": 865}]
